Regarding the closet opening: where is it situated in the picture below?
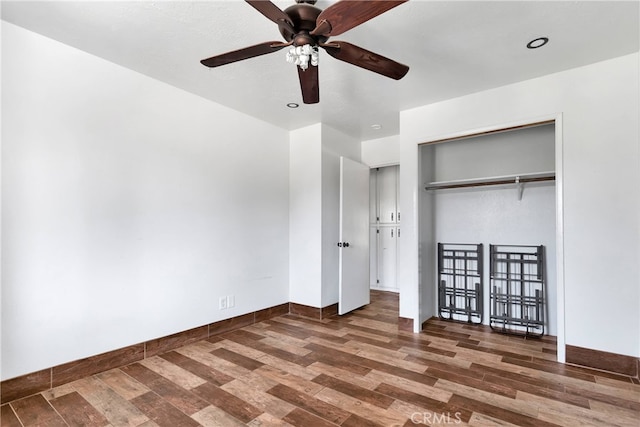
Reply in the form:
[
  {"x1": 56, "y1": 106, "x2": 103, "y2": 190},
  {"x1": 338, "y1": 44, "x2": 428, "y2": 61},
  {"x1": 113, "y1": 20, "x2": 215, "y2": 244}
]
[{"x1": 417, "y1": 119, "x2": 564, "y2": 360}]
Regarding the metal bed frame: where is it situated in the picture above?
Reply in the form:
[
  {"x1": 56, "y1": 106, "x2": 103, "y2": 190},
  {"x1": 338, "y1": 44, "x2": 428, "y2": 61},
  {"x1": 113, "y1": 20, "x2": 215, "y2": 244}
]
[
  {"x1": 437, "y1": 243, "x2": 484, "y2": 324},
  {"x1": 489, "y1": 244, "x2": 545, "y2": 337}
]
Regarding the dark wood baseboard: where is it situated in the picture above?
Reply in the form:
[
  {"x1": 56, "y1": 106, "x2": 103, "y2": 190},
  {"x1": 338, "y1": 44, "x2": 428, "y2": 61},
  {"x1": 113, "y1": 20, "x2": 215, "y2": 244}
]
[
  {"x1": 398, "y1": 316, "x2": 414, "y2": 331},
  {"x1": 566, "y1": 344, "x2": 639, "y2": 377},
  {"x1": 6, "y1": 300, "x2": 637, "y2": 405},
  {"x1": 0, "y1": 302, "x2": 289, "y2": 404},
  {"x1": 289, "y1": 302, "x2": 338, "y2": 320}
]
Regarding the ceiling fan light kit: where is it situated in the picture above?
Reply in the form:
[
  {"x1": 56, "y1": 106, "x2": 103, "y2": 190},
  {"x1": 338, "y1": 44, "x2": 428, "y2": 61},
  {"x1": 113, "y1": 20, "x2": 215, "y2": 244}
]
[
  {"x1": 200, "y1": 0, "x2": 410, "y2": 104},
  {"x1": 286, "y1": 44, "x2": 319, "y2": 70}
]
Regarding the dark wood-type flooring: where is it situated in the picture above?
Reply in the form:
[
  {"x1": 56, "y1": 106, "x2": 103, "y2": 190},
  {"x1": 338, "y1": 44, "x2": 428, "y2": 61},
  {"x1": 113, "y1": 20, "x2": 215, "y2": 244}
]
[{"x1": 2, "y1": 291, "x2": 639, "y2": 426}]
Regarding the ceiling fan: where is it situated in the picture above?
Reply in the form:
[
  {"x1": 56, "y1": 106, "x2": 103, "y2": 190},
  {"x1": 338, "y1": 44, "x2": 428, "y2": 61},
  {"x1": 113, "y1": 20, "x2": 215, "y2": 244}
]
[{"x1": 200, "y1": 0, "x2": 409, "y2": 104}]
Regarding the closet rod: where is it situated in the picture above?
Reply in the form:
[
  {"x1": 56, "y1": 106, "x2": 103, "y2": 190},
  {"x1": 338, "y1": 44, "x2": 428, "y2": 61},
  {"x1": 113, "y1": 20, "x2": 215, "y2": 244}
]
[{"x1": 424, "y1": 172, "x2": 555, "y2": 191}]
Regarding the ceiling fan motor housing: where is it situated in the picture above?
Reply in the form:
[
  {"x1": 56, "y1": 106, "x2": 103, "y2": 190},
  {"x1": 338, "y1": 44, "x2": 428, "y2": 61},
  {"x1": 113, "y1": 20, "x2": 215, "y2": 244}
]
[{"x1": 281, "y1": 3, "x2": 327, "y2": 46}]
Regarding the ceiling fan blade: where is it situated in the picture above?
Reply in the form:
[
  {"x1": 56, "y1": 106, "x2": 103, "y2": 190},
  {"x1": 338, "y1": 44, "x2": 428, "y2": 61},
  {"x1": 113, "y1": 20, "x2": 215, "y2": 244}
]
[
  {"x1": 321, "y1": 41, "x2": 409, "y2": 80},
  {"x1": 245, "y1": 0, "x2": 295, "y2": 34},
  {"x1": 200, "y1": 41, "x2": 288, "y2": 68},
  {"x1": 297, "y1": 65, "x2": 319, "y2": 104},
  {"x1": 310, "y1": 0, "x2": 407, "y2": 37}
]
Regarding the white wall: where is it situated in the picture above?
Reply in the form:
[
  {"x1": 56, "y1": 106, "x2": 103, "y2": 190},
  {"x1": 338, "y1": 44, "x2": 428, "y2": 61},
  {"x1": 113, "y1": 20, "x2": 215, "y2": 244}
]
[
  {"x1": 400, "y1": 53, "x2": 639, "y2": 357},
  {"x1": 289, "y1": 123, "x2": 360, "y2": 308},
  {"x1": 1, "y1": 23, "x2": 291, "y2": 380},
  {"x1": 321, "y1": 125, "x2": 360, "y2": 307},
  {"x1": 289, "y1": 124, "x2": 323, "y2": 307},
  {"x1": 362, "y1": 135, "x2": 400, "y2": 167}
]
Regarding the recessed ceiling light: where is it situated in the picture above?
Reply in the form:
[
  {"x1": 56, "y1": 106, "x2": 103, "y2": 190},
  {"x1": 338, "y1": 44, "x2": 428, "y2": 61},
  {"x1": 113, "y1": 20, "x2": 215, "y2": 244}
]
[
  {"x1": 527, "y1": 37, "x2": 549, "y2": 49},
  {"x1": 371, "y1": 124, "x2": 382, "y2": 130},
  {"x1": 286, "y1": 103, "x2": 299, "y2": 108}
]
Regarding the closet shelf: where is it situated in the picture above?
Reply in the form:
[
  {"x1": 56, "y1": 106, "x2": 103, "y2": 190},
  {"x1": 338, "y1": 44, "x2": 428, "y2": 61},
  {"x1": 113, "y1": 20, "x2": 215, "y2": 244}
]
[{"x1": 424, "y1": 171, "x2": 555, "y2": 191}]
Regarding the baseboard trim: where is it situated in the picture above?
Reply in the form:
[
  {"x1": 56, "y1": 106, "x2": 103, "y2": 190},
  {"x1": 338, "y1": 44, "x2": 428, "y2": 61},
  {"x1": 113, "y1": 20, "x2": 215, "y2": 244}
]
[
  {"x1": 9, "y1": 302, "x2": 635, "y2": 404},
  {"x1": 0, "y1": 303, "x2": 289, "y2": 404},
  {"x1": 398, "y1": 317, "x2": 414, "y2": 331},
  {"x1": 566, "y1": 344, "x2": 639, "y2": 377}
]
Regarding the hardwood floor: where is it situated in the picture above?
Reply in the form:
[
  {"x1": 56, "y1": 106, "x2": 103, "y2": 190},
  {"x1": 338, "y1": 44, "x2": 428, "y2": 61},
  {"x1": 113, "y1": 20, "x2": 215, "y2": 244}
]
[{"x1": 2, "y1": 291, "x2": 639, "y2": 426}]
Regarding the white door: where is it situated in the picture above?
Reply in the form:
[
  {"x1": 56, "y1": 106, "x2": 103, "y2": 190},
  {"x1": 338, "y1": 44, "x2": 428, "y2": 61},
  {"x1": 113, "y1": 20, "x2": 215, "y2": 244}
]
[{"x1": 339, "y1": 157, "x2": 370, "y2": 315}]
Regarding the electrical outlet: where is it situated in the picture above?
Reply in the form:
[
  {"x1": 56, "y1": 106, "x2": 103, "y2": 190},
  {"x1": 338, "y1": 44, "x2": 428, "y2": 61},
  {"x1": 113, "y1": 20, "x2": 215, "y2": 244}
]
[
  {"x1": 227, "y1": 295, "x2": 235, "y2": 308},
  {"x1": 219, "y1": 296, "x2": 227, "y2": 310}
]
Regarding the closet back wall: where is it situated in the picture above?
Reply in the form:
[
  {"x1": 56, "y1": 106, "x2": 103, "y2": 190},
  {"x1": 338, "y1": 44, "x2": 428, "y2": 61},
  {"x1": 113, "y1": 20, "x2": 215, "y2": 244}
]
[{"x1": 1, "y1": 23, "x2": 290, "y2": 380}]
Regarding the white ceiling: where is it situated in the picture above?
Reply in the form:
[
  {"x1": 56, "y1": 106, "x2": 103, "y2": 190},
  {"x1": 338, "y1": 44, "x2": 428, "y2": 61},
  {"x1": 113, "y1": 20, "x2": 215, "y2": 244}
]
[{"x1": 2, "y1": 1, "x2": 639, "y2": 140}]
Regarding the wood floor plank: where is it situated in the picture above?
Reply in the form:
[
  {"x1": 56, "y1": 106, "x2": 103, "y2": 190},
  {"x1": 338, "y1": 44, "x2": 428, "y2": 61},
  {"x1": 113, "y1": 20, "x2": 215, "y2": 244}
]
[
  {"x1": 312, "y1": 373, "x2": 395, "y2": 409},
  {"x1": 343, "y1": 344, "x2": 428, "y2": 373},
  {"x1": 391, "y1": 399, "x2": 467, "y2": 427},
  {"x1": 399, "y1": 345, "x2": 470, "y2": 369},
  {"x1": 448, "y1": 393, "x2": 562, "y2": 427},
  {"x1": 282, "y1": 407, "x2": 340, "y2": 427},
  {"x1": 158, "y1": 350, "x2": 235, "y2": 387},
  {"x1": 259, "y1": 336, "x2": 313, "y2": 356},
  {"x1": 120, "y1": 363, "x2": 209, "y2": 415},
  {"x1": 588, "y1": 400, "x2": 640, "y2": 423},
  {"x1": 254, "y1": 364, "x2": 324, "y2": 396},
  {"x1": 343, "y1": 333, "x2": 402, "y2": 351},
  {"x1": 1, "y1": 404, "x2": 24, "y2": 427},
  {"x1": 516, "y1": 390, "x2": 639, "y2": 427},
  {"x1": 564, "y1": 384, "x2": 640, "y2": 411},
  {"x1": 9, "y1": 394, "x2": 67, "y2": 427},
  {"x1": 502, "y1": 357, "x2": 597, "y2": 382},
  {"x1": 223, "y1": 330, "x2": 314, "y2": 367},
  {"x1": 426, "y1": 367, "x2": 518, "y2": 398},
  {"x1": 222, "y1": 378, "x2": 296, "y2": 418},
  {"x1": 211, "y1": 348, "x2": 265, "y2": 371},
  {"x1": 314, "y1": 386, "x2": 409, "y2": 426},
  {"x1": 364, "y1": 369, "x2": 453, "y2": 403},
  {"x1": 139, "y1": 355, "x2": 208, "y2": 389},
  {"x1": 190, "y1": 405, "x2": 247, "y2": 426},
  {"x1": 307, "y1": 361, "x2": 382, "y2": 391},
  {"x1": 374, "y1": 382, "x2": 472, "y2": 422},
  {"x1": 341, "y1": 412, "x2": 387, "y2": 427},
  {"x1": 247, "y1": 412, "x2": 295, "y2": 427},
  {"x1": 267, "y1": 383, "x2": 351, "y2": 424},
  {"x1": 176, "y1": 343, "x2": 253, "y2": 378},
  {"x1": 131, "y1": 391, "x2": 200, "y2": 427},
  {"x1": 191, "y1": 381, "x2": 263, "y2": 423},
  {"x1": 269, "y1": 319, "x2": 350, "y2": 344},
  {"x1": 305, "y1": 342, "x2": 439, "y2": 387},
  {"x1": 434, "y1": 378, "x2": 540, "y2": 419},
  {"x1": 71, "y1": 376, "x2": 151, "y2": 427},
  {"x1": 95, "y1": 368, "x2": 150, "y2": 400},
  {"x1": 482, "y1": 373, "x2": 590, "y2": 408},
  {"x1": 49, "y1": 391, "x2": 111, "y2": 426}
]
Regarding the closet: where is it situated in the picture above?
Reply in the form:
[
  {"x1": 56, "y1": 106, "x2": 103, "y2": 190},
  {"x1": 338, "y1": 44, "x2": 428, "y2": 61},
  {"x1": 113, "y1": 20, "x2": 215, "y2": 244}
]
[
  {"x1": 369, "y1": 165, "x2": 400, "y2": 292},
  {"x1": 419, "y1": 123, "x2": 557, "y2": 335}
]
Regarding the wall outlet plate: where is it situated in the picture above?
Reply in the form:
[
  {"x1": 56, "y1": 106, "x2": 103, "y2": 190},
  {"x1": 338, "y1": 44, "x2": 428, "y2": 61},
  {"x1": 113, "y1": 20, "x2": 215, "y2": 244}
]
[
  {"x1": 219, "y1": 296, "x2": 227, "y2": 310},
  {"x1": 227, "y1": 295, "x2": 235, "y2": 308}
]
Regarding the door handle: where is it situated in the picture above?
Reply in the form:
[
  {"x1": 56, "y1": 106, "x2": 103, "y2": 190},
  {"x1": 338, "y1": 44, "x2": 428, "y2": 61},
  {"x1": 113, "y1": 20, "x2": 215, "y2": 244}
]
[
  {"x1": 337, "y1": 242, "x2": 350, "y2": 248},
  {"x1": 337, "y1": 242, "x2": 342, "y2": 247}
]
